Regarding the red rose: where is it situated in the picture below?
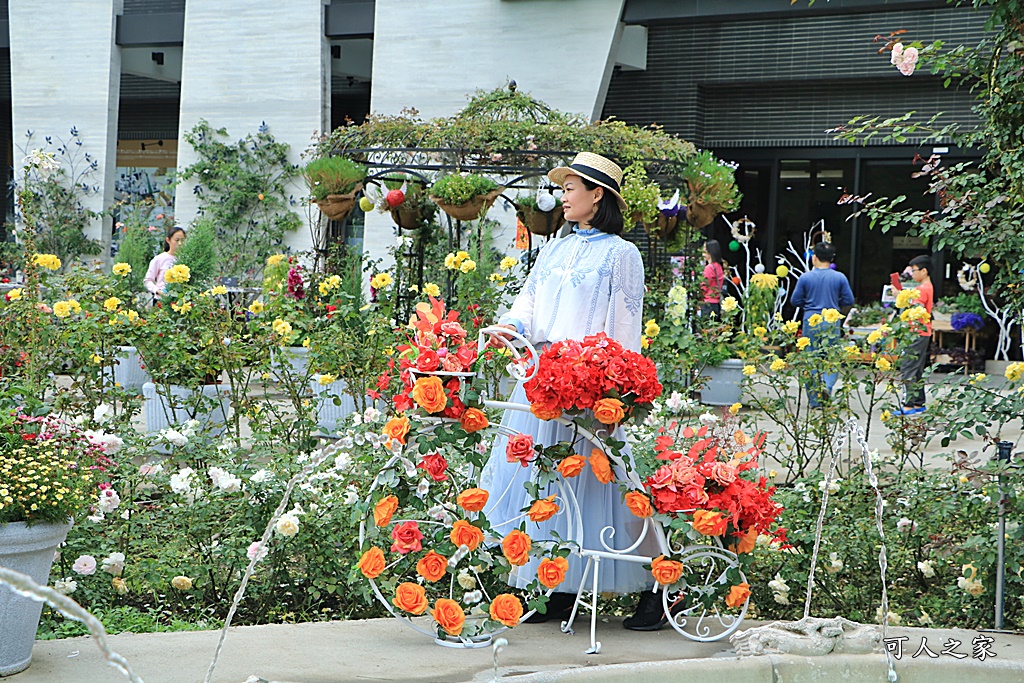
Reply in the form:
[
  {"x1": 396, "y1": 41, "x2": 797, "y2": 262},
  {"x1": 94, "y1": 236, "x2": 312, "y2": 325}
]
[
  {"x1": 390, "y1": 521, "x2": 424, "y2": 555},
  {"x1": 505, "y1": 434, "x2": 535, "y2": 467},
  {"x1": 415, "y1": 349, "x2": 440, "y2": 372},
  {"x1": 417, "y1": 453, "x2": 449, "y2": 482},
  {"x1": 456, "y1": 344, "x2": 477, "y2": 369}
]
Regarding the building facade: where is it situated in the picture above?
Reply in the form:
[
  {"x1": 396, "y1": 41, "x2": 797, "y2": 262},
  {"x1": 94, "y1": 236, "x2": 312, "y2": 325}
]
[{"x1": 1, "y1": 0, "x2": 988, "y2": 301}]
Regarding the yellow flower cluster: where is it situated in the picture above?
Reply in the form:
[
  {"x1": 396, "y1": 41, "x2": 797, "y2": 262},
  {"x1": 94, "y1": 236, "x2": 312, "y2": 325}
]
[
  {"x1": 822, "y1": 308, "x2": 843, "y2": 324},
  {"x1": 423, "y1": 282, "x2": 441, "y2": 298},
  {"x1": 769, "y1": 357, "x2": 786, "y2": 372},
  {"x1": 0, "y1": 443, "x2": 93, "y2": 523},
  {"x1": 488, "y1": 273, "x2": 505, "y2": 286},
  {"x1": 370, "y1": 272, "x2": 394, "y2": 289},
  {"x1": 753, "y1": 326, "x2": 767, "y2": 338},
  {"x1": 6, "y1": 288, "x2": 22, "y2": 301},
  {"x1": 210, "y1": 285, "x2": 228, "y2": 296},
  {"x1": 968, "y1": 373, "x2": 987, "y2": 385},
  {"x1": 266, "y1": 254, "x2": 286, "y2": 266},
  {"x1": 782, "y1": 320, "x2": 800, "y2": 335},
  {"x1": 644, "y1": 319, "x2": 660, "y2": 338},
  {"x1": 170, "y1": 301, "x2": 192, "y2": 314},
  {"x1": 843, "y1": 344, "x2": 861, "y2": 358},
  {"x1": 103, "y1": 297, "x2": 121, "y2": 312},
  {"x1": 318, "y1": 275, "x2": 342, "y2": 296},
  {"x1": 112, "y1": 262, "x2": 132, "y2": 276},
  {"x1": 750, "y1": 273, "x2": 780, "y2": 290},
  {"x1": 808, "y1": 313, "x2": 823, "y2": 327},
  {"x1": 499, "y1": 256, "x2": 518, "y2": 271},
  {"x1": 53, "y1": 299, "x2": 83, "y2": 318},
  {"x1": 164, "y1": 264, "x2": 191, "y2": 284},
  {"x1": 899, "y1": 306, "x2": 931, "y2": 324},
  {"x1": 721, "y1": 296, "x2": 739, "y2": 312},
  {"x1": 875, "y1": 356, "x2": 892, "y2": 372},
  {"x1": 1006, "y1": 362, "x2": 1024, "y2": 383},
  {"x1": 894, "y1": 288, "x2": 920, "y2": 309},
  {"x1": 866, "y1": 325, "x2": 892, "y2": 345},
  {"x1": 248, "y1": 300, "x2": 265, "y2": 314},
  {"x1": 796, "y1": 337, "x2": 811, "y2": 350},
  {"x1": 317, "y1": 373, "x2": 338, "y2": 385},
  {"x1": 742, "y1": 364, "x2": 756, "y2": 376},
  {"x1": 272, "y1": 318, "x2": 293, "y2": 337},
  {"x1": 444, "y1": 250, "x2": 470, "y2": 269},
  {"x1": 32, "y1": 253, "x2": 62, "y2": 271}
]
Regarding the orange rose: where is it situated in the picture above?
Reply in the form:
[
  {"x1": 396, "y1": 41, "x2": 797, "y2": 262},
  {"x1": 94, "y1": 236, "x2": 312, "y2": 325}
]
[
  {"x1": 489, "y1": 593, "x2": 524, "y2": 627},
  {"x1": 456, "y1": 488, "x2": 489, "y2": 513},
  {"x1": 373, "y1": 495, "x2": 399, "y2": 527},
  {"x1": 382, "y1": 416, "x2": 410, "y2": 445},
  {"x1": 459, "y1": 407, "x2": 489, "y2": 433},
  {"x1": 589, "y1": 448, "x2": 614, "y2": 484},
  {"x1": 431, "y1": 598, "x2": 466, "y2": 636},
  {"x1": 651, "y1": 555, "x2": 684, "y2": 586},
  {"x1": 592, "y1": 397, "x2": 626, "y2": 425},
  {"x1": 393, "y1": 582, "x2": 428, "y2": 615},
  {"x1": 537, "y1": 556, "x2": 570, "y2": 589},
  {"x1": 356, "y1": 546, "x2": 386, "y2": 579},
  {"x1": 735, "y1": 528, "x2": 758, "y2": 555},
  {"x1": 501, "y1": 530, "x2": 532, "y2": 566},
  {"x1": 625, "y1": 491, "x2": 653, "y2": 518},
  {"x1": 556, "y1": 455, "x2": 586, "y2": 478},
  {"x1": 530, "y1": 403, "x2": 562, "y2": 421},
  {"x1": 691, "y1": 509, "x2": 728, "y2": 537},
  {"x1": 411, "y1": 375, "x2": 448, "y2": 414},
  {"x1": 449, "y1": 519, "x2": 484, "y2": 551},
  {"x1": 527, "y1": 495, "x2": 559, "y2": 523},
  {"x1": 725, "y1": 582, "x2": 751, "y2": 609},
  {"x1": 416, "y1": 550, "x2": 448, "y2": 582}
]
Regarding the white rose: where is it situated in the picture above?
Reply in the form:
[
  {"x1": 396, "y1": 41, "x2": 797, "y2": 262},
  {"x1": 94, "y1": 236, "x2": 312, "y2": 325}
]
[
  {"x1": 275, "y1": 513, "x2": 300, "y2": 538},
  {"x1": 101, "y1": 552, "x2": 126, "y2": 576},
  {"x1": 93, "y1": 403, "x2": 115, "y2": 425},
  {"x1": 917, "y1": 560, "x2": 936, "y2": 578},
  {"x1": 54, "y1": 578, "x2": 78, "y2": 595},
  {"x1": 96, "y1": 488, "x2": 121, "y2": 514}
]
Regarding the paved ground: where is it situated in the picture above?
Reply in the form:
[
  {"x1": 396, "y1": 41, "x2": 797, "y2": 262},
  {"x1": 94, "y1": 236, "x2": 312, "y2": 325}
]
[{"x1": 15, "y1": 617, "x2": 1024, "y2": 683}]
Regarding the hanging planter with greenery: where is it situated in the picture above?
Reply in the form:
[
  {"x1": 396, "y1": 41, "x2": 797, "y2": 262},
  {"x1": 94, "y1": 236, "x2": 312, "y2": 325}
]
[
  {"x1": 304, "y1": 156, "x2": 367, "y2": 222},
  {"x1": 429, "y1": 174, "x2": 503, "y2": 222},
  {"x1": 515, "y1": 192, "x2": 564, "y2": 236}
]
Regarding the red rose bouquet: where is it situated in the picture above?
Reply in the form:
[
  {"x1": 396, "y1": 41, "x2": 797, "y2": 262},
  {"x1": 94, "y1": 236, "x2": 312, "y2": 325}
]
[{"x1": 524, "y1": 332, "x2": 662, "y2": 426}]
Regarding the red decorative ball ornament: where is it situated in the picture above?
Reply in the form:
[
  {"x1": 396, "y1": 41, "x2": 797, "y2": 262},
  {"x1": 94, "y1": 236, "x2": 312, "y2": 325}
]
[
  {"x1": 731, "y1": 276, "x2": 741, "y2": 285},
  {"x1": 386, "y1": 189, "x2": 406, "y2": 208}
]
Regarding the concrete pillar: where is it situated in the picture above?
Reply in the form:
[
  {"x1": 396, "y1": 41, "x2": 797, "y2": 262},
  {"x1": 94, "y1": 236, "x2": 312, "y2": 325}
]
[
  {"x1": 364, "y1": 0, "x2": 625, "y2": 275},
  {"x1": 9, "y1": 0, "x2": 123, "y2": 264},
  {"x1": 174, "y1": 0, "x2": 329, "y2": 254}
]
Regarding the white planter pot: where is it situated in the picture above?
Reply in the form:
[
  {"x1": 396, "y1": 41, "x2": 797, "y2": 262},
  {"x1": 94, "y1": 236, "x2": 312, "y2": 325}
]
[
  {"x1": 270, "y1": 346, "x2": 310, "y2": 382},
  {"x1": 699, "y1": 359, "x2": 745, "y2": 406},
  {"x1": 103, "y1": 346, "x2": 150, "y2": 391},
  {"x1": 311, "y1": 377, "x2": 358, "y2": 434},
  {"x1": 142, "y1": 382, "x2": 231, "y2": 436},
  {"x1": 0, "y1": 521, "x2": 72, "y2": 676}
]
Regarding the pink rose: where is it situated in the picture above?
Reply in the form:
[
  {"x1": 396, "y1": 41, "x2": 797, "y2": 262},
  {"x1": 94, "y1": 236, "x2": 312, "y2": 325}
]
[
  {"x1": 505, "y1": 434, "x2": 536, "y2": 468},
  {"x1": 391, "y1": 521, "x2": 424, "y2": 554},
  {"x1": 247, "y1": 541, "x2": 268, "y2": 562},
  {"x1": 709, "y1": 462, "x2": 738, "y2": 486},
  {"x1": 440, "y1": 321, "x2": 467, "y2": 339},
  {"x1": 72, "y1": 555, "x2": 97, "y2": 576}
]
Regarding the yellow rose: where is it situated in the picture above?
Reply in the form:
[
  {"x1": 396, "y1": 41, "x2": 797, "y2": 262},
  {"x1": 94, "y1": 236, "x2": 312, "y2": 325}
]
[
  {"x1": 753, "y1": 325, "x2": 767, "y2": 338},
  {"x1": 112, "y1": 262, "x2": 131, "y2": 276},
  {"x1": 164, "y1": 264, "x2": 191, "y2": 284},
  {"x1": 459, "y1": 259, "x2": 477, "y2": 273},
  {"x1": 1005, "y1": 362, "x2": 1024, "y2": 382},
  {"x1": 875, "y1": 357, "x2": 892, "y2": 371},
  {"x1": 53, "y1": 301, "x2": 74, "y2": 318},
  {"x1": 843, "y1": 344, "x2": 860, "y2": 358},
  {"x1": 444, "y1": 253, "x2": 457, "y2": 269},
  {"x1": 91, "y1": 354, "x2": 103, "y2": 365},
  {"x1": 742, "y1": 364, "x2": 756, "y2": 376},
  {"x1": 266, "y1": 254, "x2": 286, "y2": 266},
  {"x1": 455, "y1": 250, "x2": 469, "y2": 262},
  {"x1": 796, "y1": 337, "x2": 811, "y2": 350},
  {"x1": 103, "y1": 297, "x2": 121, "y2": 312},
  {"x1": 32, "y1": 253, "x2": 62, "y2": 270},
  {"x1": 808, "y1": 313, "x2": 823, "y2": 327},
  {"x1": 721, "y1": 297, "x2": 738, "y2": 312},
  {"x1": 729, "y1": 402, "x2": 742, "y2": 415},
  {"x1": 370, "y1": 272, "x2": 393, "y2": 289},
  {"x1": 423, "y1": 282, "x2": 441, "y2": 298},
  {"x1": 6, "y1": 288, "x2": 22, "y2": 301},
  {"x1": 318, "y1": 374, "x2": 337, "y2": 385},
  {"x1": 499, "y1": 256, "x2": 518, "y2": 271},
  {"x1": 211, "y1": 285, "x2": 228, "y2": 296},
  {"x1": 783, "y1": 320, "x2": 800, "y2": 334},
  {"x1": 640, "y1": 336, "x2": 650, "y2": 349},
  {"x1": 770, "y1": 357, "x2": 786, "y2": 372},
  {"x1": 272, "y1": 319, "x2": 293, "y2": 337},
  {"x1": 822, "y1": 308, "x2": 843, "y2": 324}
]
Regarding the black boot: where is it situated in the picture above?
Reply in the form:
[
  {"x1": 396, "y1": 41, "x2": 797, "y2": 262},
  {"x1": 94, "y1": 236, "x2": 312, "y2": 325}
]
[
  {"x1": 622, "y1": 590, "x2": 670, "y2": 631},
  {"x1": 524, "y1": 592, "x2": 577, "y2": 624}
]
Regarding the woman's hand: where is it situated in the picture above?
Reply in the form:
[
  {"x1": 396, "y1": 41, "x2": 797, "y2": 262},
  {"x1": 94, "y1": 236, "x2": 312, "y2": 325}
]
[{"x1": 486, "y1": 323, "x2": 517, "y2": 349}]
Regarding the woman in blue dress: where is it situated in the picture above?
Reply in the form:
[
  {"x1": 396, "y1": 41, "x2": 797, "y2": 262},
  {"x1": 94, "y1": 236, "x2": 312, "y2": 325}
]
[{"x1": 480, "y1": 152, "x2": 662, "y2": 628}]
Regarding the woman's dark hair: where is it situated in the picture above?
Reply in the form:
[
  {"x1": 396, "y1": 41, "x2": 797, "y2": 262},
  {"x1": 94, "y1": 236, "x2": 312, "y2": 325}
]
[
  {"x1": 704, "y1": 240, "x2": 724, "y2": 264},
  {"x1": 579, "y1": 177, "x2": 624, "y2": 235},
  {"x1": 162, "y1": 226, "x2": 186, "y2": 252}
]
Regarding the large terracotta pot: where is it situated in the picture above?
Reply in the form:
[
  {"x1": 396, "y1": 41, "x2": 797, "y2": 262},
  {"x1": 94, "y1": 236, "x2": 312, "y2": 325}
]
[{"x1": 0, "y1": 520, "x2": 72, "y2": 676}]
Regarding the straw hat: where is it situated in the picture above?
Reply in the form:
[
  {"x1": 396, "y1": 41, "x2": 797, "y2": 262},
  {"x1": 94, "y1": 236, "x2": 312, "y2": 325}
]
[{"x1": 547, "y1": 152, "x2": 627, "y2": 212}]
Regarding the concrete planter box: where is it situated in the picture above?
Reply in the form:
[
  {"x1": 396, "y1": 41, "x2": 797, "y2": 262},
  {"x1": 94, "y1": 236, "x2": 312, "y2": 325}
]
[
  {"x1": 311, "y1": 377, "x2": 358, "y2": 434},
  {"x1": 103, "y1": 346, "x2": 150, "y2": 392},
  {"x1": 0, "y1": 520, "x2": 72, "y2": 676},
  {"x1": 142, "y1": 382, "x2": 231, "y2": 436},
  {"x1": 270, "y1": 347, "x2": 310, "y2": 382},
  {"x1": 699, "y1": 359, "x2": 745, "y2": 406}
]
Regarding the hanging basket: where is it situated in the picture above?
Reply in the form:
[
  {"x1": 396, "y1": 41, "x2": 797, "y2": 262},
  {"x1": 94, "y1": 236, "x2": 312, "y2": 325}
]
[
  {"x1": 430, "y1": 188, "x2": 504, "y2": 222},
  {"x1": 315, "y1": 182, "x2": 363, "y2": 222},
  {"x1": 686, "y1": 199, "x2": 716, "y2": 228},
  {"x1": 390, "y1": 203, "x2": 424, "y2": 230},
  {"x1": 517, "y1": 204, "x2": 565, "y2": 236},
  {"x1": 641, "y1": 213, "x2": 680, "y2": 240}
]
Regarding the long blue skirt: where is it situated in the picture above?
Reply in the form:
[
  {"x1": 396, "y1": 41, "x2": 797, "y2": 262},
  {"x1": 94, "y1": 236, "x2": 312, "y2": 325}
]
[{"x1": 478, "y1": 380, "x2": 655, "y2": 594}]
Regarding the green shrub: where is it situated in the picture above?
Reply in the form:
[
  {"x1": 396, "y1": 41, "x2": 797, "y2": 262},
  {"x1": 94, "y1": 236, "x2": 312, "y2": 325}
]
[
  {"x1": 115, "y1": 222, "x2": 156, "y2": 292},
  {"x1": 176, "y1": 218, "x2": 218, "y2": 286}
]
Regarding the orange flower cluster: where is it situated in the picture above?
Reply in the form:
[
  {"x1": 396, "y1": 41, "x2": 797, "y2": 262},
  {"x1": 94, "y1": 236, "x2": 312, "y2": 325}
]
[
  {"x1": 651, "y1": 555, "x2": 683, "y2": 586},
  {"x1": 528, "y1": 495, "x2": 559, "y2": 522},
  {"x1": 501, "y1": 530, "x2": 532, "y2": 566},
  {"x1": 449, "y1": 519, "x2": 484, "y2": 551},
  {"x1": 537, "y1": 556, "x2": 569, "y2": 589}
]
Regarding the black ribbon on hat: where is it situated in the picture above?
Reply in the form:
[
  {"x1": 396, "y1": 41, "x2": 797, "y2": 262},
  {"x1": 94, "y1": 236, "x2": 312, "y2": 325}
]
[{"x1": 569, "y1": 163, "x2": 620, "y2": 193}]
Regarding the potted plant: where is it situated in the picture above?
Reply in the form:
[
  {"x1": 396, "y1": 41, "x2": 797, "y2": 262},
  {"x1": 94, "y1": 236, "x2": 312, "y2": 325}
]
[
  {"x1": 0, "y1": 409, "x2": 107, "y2": 676},
  {"x1": 303, "y1": 156, "x2": 366, "y2": 222},
  {"x1": 515, "y1": 191, "x2": 564, "y2": 236},
  {"x1": 682, "y1": 150, "x2": 741, "y2": 228},
  {"x1": 376, "y1": 174, "x2": 436, "y2": 231},
  {"x1": 621, "y1": 162, "x2": 662, "y2": 234},
  {"x1": 429, "y1": 173, "x2": 503, "y2": 221}
]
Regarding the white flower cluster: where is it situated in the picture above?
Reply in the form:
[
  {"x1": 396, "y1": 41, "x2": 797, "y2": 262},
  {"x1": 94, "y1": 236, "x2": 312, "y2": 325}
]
[
  {"x1": 768, "y1": 573, "x2": 791, "y2": 604},
  {"x1": 208, "y1": 467, "x2": 242, "y2": 493}
]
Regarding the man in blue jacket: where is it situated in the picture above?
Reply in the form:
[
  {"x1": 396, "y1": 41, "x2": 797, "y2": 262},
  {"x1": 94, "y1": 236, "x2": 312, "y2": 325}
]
[{"x1": 790, "y1": 242, "x2": 855, "y2": 407}]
